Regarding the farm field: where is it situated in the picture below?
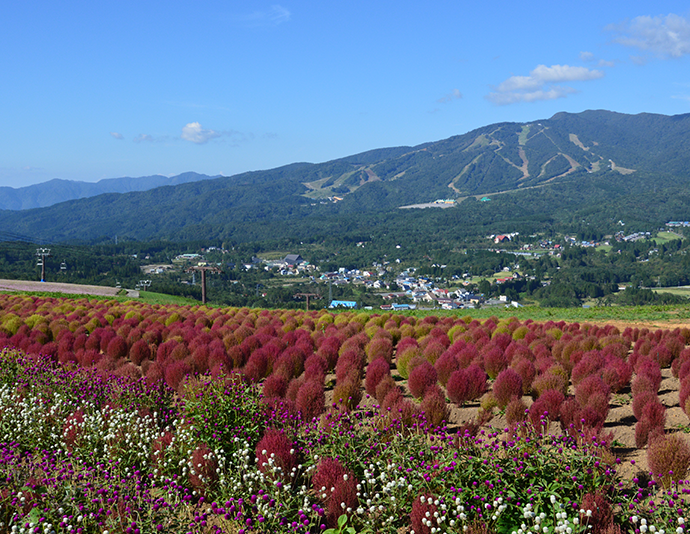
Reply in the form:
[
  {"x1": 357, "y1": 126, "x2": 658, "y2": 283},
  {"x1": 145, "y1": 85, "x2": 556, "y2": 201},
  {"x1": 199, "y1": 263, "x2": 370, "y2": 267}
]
[{"x1": 1, "y1": 293, "x2": 690, "y2": 533}]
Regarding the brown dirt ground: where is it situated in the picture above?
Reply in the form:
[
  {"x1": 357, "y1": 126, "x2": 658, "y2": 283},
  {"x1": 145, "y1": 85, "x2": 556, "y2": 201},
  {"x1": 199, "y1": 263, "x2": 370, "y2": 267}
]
[
  {"x1": 0, "y1": 279, "x2": 139, "y2": 298},
  {"x1": 327, "y1": 364, "x2": 690, "y2": 487}
]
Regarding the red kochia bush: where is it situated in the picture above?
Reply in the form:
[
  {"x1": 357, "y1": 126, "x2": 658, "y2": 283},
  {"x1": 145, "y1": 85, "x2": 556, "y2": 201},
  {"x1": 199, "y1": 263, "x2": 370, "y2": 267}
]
[
  {"x1": 304, "y1": 353, "x2": 328, "y2": 382},
  {"x1": 647, "y1": 434, "x2": 690, "y2": 487},
  {"x1": 262, "y1": 374, "x2": 288, "y2": 399},
  {"x1": 420, "y1": 385, "x2": 449, "y2": 428},
  {"x1": 312, "y1": 458, "x2": 358, "y2": 526},
  {"x1": 510, "y1": 356, "x2": 536, "y2": 394},
  {"x1": 575, "y1": 375, "x2": 610, "y2": 407},
  {"x1": 375, "y1": 375, "x2": 397, "y2": 404},
  {"x1": 632, "y1": 390, "x2": 658, "y2": 420},
  {"x1": 601, "y1": 356, "x2": 632, "y2": 392},
  {"x1": 578, "y1": 492, "x2": 613, "y2": 531},
  {"x1": 407, "y1": 360, "x2": 438, "y2": 399},
  {"x1": 365, "y1": 357, "x2": 391, "y2": 396},
  {"x1": 635, "y1": 356, "x2": 663, "y2": 392},
  {"x1": 446, "y1": 364, "x2": 487, "y2": 406},
  {"x1": 530, "y1": 389, "x2": 565, "y2": 423},
  {"x1": 295, "y1": 379, "x2": 325, "y2": 421},
  {"x1": 571, "y1": 350, "x2": 605, "y2": 386},
  {"x1": 255, "y1": 428, "x2": 297, "y2": 478},
  {"x1": 129, "y1": 339, "x2": 151, "y2": 366},
  {"x1": 483, "y1": 346, "x2": 508, "y2": 379},
  {"x1": 410, "y1": 493, "x2": 440, "y2": 534},
  {"x1": 435, "y1": 350, "x2": 459, "y2": 386},
  {"x1": 189, "y1": 442, "x2": 218, "y2": 493},
  {"x1": 164, "y1": 360, "x2": 191, "y2": 391},
  {"x1": 493, "y1": 368, "x2": 523, "y2": 409}
]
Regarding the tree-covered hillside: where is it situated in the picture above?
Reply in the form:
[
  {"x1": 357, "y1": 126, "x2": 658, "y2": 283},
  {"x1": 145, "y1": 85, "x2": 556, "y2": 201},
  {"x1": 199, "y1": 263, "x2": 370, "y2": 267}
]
[{"x1": 1, "y1": 110, "x2": 690, "y2": 244}]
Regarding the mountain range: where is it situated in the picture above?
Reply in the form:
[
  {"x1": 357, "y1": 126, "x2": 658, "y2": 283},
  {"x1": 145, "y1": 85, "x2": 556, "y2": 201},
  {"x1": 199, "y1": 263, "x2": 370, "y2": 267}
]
[
  {"x1": 2, "y1": 109, "x2": 690, "y2": 244},
  {"x1": 0, "y1": 172, "x2": 218, "y2": 210}
]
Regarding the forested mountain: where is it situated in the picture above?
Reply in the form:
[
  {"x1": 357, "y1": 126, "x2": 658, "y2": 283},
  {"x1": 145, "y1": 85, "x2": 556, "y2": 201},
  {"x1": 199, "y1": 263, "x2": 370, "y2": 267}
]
[
  {"x1": 0, "y1": 172, "x2": 218, "y2": 210},
  {"x1": 2, "y1": 110, "x2": 690, "y2": 244}
]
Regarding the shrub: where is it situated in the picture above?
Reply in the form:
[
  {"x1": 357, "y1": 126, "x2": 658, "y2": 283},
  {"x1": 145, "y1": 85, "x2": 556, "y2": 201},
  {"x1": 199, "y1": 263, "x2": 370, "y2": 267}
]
[
  {"x1": 631, "y1": 374, "x2": 655, "y2": 396},
  {"x1": 635, "y1": 356, "x2": 662, "y2": 392},
  {"x1": 312, "y1": 458, "x2": 358, "y2": 526},
  {"x1": 317, "y1": 337, "x2": 340, "y2": 371},
  {"x1": 262, "y1": 374, "x2": 288, "y2": 399},
  {"x1": 420, "y1": 385, "x2": 449, "y2": 428},
  {"x1": 579, "y1": 492, "x2": 613, "y2": 532},
  {"x1": 571, "y1": 350, "x2": 605, "y2": 386},
  {"x1": 244, "y1": 349, "x2": 270, "y2": 383},
  {"x1": 483, "y1": 346, "x2": 508, "y2": 379},
  {"x1": 446, "y1": 368, "x2": 473, "y2": 406},
  {"x1": 407, "y1": 360, "x2": 438, "y2": 399},
  {"x1": 531, "y1": 370, "x2": 568, "y2": 398},
  {"x1": 422, "y1": 340, "x2": 446, "y2": 364},
  {"x1": 374, "y1": 375, "x2": 397, "y2": 404},
  {"x1": 335, "y1": 349, "x2": 363, "y2": 382},
  {"x1": 332, "y1": 372, "x2": 362, "y2": 412},
  {"x1": 510, "y1": 356, "x2": 536, "y2": 394},
  {"x1": 601, "y1": 356, "x2": 632, "y2": 393},
  {"x1": 632, "y1": 390, "x2": 657, "y2": 420},
  {"x1": 464, "y1": 364, "x2": 488, "y2": 400},
  {"x1": 295, "y1": 379, "x2": 325, "y2": 421},
  {"x1": 396, "y1": 345, "x2": 421, "y2": 379},
  {"x1": 129, "y1": 339, "x2": 151, "y2": 366},
  {"x1": 456, "y1": 345, "x2": 480, "y2": 368},
  {"x1": 647, "y1": 434, "x2": 690, "y2": 487},
  {"x1": 164, "y1": 360, "x2": 191, "y2": 391},
  {"x1": 505, "y1": 397, "x2": 528, "y2": 425},
  {"x1": 410, "y1": 493, "x2": 439, "y2": 534},
  {"x1": 188, "y1": 442, "x2": 218, "y2": 493},
  {"x1": 635, "y1": 401, "x2": 666, "y2": 448},
  {"x1": 365, "y1": 357, "x2": 391, "y2": 396},
  {"x1": 365, "y1": 337, "x2": 393, "y2": 363},
  {"x1": 493, "y1": 368, "x2": 523, "y2": 409},
  {"x1": 434, "y1": 350, "x2": 460, "y2": 387},
  {"x1": 649, "y1": 343, "x2": 674, "y2": 368},
  {"x1": 575, "y1": 376, "x2": 610, "y2": 407},
  {"x1": 381, "y1": 386, "x2": 404, "y2": 414},
  {"x1": 255, "y1": 428, "x2": 297, "y2": 478},
  {"x1": 304, "y1": 353, "x2": 328, "y2": 382}
]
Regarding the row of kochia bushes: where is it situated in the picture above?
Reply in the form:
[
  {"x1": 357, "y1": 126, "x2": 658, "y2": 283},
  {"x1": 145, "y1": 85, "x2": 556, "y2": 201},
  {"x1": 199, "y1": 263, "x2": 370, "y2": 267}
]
[
  {"x1": 3, "y1": 293, "x2": 690, "y2": 532},
  {"x1": 1, "y1": 293, "x2": 690, "y2": 446}
]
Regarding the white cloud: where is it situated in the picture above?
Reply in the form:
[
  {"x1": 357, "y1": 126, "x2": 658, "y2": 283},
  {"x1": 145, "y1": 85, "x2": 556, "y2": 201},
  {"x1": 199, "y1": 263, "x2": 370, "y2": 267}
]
[
  {"x1": 437, "y1": 88, "x2": 463, "y2": 103},
  {"x1": 235, "y1": 5, "x2": 291, "y2": 27},
  {"x1": 134, "y1": 134, "x2": 154, "y2": 143},
  {"x1": 580, "y1": 51, "x2": 595, "y2": 62},
  {"x1": 110, "y1": 132, "x2": 124, "y2": 140},
  {"x1": 181, "y1": 122, "x2": 222, "y2": 144},
  {"x1": 611, "y1": 14, "x2": 690, "y2": 58},
  {"x1": 487, "y1": 64, "x2": 604, "y2": 105}
]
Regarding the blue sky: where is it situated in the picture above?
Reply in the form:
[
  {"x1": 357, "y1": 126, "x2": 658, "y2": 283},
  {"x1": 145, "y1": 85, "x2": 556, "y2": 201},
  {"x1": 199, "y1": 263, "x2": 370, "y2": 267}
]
[{"x1": 1, "y1": 1, "x2": 690, "y2": 188}]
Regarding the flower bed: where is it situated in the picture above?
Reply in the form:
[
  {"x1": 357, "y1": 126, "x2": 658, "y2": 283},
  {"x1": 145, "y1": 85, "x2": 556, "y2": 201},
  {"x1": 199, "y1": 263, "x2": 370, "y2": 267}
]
[{"x1": 0, "y1": 294, "x2": 689, "y2": 533}]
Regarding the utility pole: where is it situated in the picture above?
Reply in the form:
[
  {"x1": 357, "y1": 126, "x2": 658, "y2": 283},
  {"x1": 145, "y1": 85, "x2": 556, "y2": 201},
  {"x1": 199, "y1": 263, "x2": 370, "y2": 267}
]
[
  {"x1": 185, "y1": 265, "x2": 221, "y2": 304},
  {"x1": 36, "y1": 248, "x2": 51, "y2": 282}
]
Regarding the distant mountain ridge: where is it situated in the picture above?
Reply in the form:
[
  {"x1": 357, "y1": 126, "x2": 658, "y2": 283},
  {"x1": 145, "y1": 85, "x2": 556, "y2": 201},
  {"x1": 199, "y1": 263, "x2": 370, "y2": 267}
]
[
  {"x1": 2, "y1": 110, "x2": 690, "y2": 243},
  {"x1": 0, "y1": 172, "x2": 219, "y2": 210}
]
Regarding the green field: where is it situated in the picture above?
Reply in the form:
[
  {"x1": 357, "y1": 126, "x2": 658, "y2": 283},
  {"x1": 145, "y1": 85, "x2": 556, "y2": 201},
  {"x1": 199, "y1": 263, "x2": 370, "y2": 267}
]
[{"x1": 655, "y1": 230, "x2": 684, "y2": 243}]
